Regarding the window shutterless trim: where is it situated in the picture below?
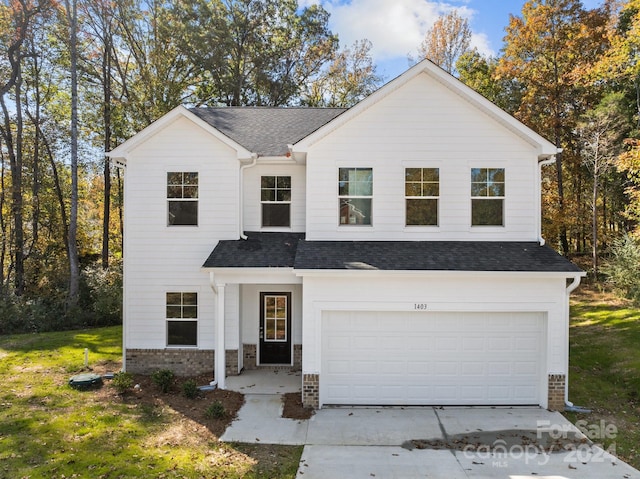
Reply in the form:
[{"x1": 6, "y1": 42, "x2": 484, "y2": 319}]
[
  {"x1": 338, "y1": 167, "x2": 373, "y2": 226},
  {"x1": 405, "y1": 167, "x2": 439, "y2": 227}
]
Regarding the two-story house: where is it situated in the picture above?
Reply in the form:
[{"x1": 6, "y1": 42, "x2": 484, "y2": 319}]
[{"x1": 108, "y1": 60, "x2": 584, "y2": 411}]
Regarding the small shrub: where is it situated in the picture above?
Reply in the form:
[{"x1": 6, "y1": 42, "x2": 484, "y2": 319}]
[
  {"x1": 182, "y1": 379, "x2": 199, "y2": 399},
  {"x1": 151, "y1": 369, "x2": 175, "y2": 393},
  {"x1": 204, "y1": 400, "x2": 226, "y2": 419},
  {"x1": 112, "y1": 371, "x2": 134, "y2": 394}
]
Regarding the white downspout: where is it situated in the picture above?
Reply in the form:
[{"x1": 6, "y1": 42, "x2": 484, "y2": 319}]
[
  {"x1": 538, "y1": 155, "x2": 557, "y2": 246},
  {"x1": 111, "y1": 158, "x2": 127, "y2": 372},
  {"x1": 239, "y1": 154, "x2": 258, "y2": 240},
  {"x1": 564, "y1": 275, "x2": 583, "y2": 407}
]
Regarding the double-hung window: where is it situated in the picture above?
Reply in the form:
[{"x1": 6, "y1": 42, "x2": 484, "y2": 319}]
[
  {"x1": 167, "y1": 172, "x2": 198, "y2": 226},
  {"x1": 261, "y1": 176, "x2": 291, "y2": 227},
  {"x1": 405, "y1": 167, "x2": 439, "y2": 226},
  {"x1": 166, "y1": 292, "x2": 197, "y2": 347},
  {"x1": 338, "y1": 168, "x2": 372, "y2": 225},
  {"x1": 471, "y1": 168, "x2": 504, "y2": 226}
]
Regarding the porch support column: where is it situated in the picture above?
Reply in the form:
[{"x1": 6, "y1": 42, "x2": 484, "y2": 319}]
[{"x1": 215, "y1": 283, "x2": 226, "y2": 389}]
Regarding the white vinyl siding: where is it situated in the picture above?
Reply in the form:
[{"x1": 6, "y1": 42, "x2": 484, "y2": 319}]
[
  {"x1": 305, "y1": 72, "x2": 539, "y2": 241},
  {"x1": 123, "y1": 115, "x2": 238, "y2": 350},
  {"x1": 243, "y1": 164, "x2": 306, "y2": 232}
]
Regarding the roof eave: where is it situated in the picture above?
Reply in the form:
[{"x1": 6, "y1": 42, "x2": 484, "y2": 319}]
[
  {"x1": 292, "y1": 59, "x2": 557, "y2": 155},
  {"x1": 107, "y1": 105, "x2": 254, "y2": 160},
  {"x1": 294, "y1": 269, "x2": 586, "y2": 278}
]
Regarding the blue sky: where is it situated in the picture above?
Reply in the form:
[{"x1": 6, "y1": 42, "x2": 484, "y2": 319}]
[{"x1": 302, "y1": 0, "x2": 606, "y2": 80}]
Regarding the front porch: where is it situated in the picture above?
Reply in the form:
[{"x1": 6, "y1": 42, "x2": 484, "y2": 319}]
[{"x1": 225, "y1": 368, "x2": 302, "y2": 394}]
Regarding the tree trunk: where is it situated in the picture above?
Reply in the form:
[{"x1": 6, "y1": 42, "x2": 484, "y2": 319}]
[
  {"x1": 592, "y1": 174, "x2": 599, "y2": 279},
  {"x1": 0, "y1": 79, "x2": 25, "y2": 296},
  {"x1": 66, "y1": 0, "x2": 80, "y2": 306},
  {"x1": 102, "y1": 25, "x2": 112, "y2": 270}
]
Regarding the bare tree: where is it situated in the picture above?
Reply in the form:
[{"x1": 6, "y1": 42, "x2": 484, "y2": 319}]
[
  {"x1": 415, "y1": 10, "x2": 471, "y2": 75},
  {"x1": 578, "y1": 94, "x2": 626, "y2": 278},
  {"x1": 64, "y1": 0, "x2": 80, "y2": 306}
]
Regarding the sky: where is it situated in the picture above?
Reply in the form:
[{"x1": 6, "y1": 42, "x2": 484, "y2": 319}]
[{"x1": 301, "y1": 0, "x2": 607, "y2": 80}]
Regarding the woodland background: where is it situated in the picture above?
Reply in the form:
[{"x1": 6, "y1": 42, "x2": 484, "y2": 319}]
[{"x1": 2, "y1": 0, "x2": 640, "y2": 333}]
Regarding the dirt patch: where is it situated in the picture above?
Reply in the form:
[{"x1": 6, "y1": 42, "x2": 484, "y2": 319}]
[
  {"x1": 403, "y1": 429, "x2": 590, "y2": 453},
  {"x1": 281, "y1": 392, "x2": 314, "y2": 420}
]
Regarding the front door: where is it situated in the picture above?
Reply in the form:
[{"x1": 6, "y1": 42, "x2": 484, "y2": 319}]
[{"x1": 259, "y1": 292, "x2": 292, "y2": 364}]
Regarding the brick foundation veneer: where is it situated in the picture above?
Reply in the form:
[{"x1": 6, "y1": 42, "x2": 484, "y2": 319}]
[
  {"x1": 243, "y1": 344, "x2": 257, "y2": 370},
  {"x1": 125, "y1": 349, "x2": 239, "y2": 377},
  {"x1": 125, "y1": 349, "x2": 214, "y2": 376},
  {"x1": 548, "y1": 374, "x2": 566, "y2": 411},
  {"x1": 303, "y1": 373, "x2": 319, "y2": 408}
]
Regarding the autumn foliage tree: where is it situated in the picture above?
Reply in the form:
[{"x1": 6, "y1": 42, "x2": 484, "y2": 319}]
[
  {"x1": 415, "y1": 10, "x2": 472, "y2": 75},
  {"x1": 498, "y1": 0, "x2": 611, "y2": 255}
]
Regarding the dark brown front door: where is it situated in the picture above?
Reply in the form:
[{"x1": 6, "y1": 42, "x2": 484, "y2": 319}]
[{"x1": 259, "y1": 292, "x2": 292, "y2": 364}]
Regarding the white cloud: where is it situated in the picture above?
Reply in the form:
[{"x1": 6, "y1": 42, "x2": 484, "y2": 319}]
[
  {"x1": 470, "y1": 32, "x2": 494, "y2": 58},
  {"x1": 306, "y1": 0, "x2": 478, "y2": 62}
]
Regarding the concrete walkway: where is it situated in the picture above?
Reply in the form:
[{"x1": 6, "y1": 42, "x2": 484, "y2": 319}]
[{"x1": 220, "y1": 396, "x2": 640, "y2": 479}]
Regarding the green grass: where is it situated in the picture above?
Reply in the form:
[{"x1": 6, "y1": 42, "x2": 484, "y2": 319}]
[
  {"x1": 565, "y1": 289, "x2": 640, "y2": 469},
  {"x1": 0, "y1": 326, "x2": 302, "y2": 479}
]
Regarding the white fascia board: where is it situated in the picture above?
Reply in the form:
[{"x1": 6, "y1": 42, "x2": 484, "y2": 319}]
[
  {"x1": 294, "y1": 269, "x2": 585, "y2": 279},
  {"x1": 107, "y1": 105, "x2": 253, "y2": 160},
  {"x1": 292, "y1": 59, "x2": 557, "y2": 157},
  {"x1": 201, "y1": 267, "x2": 302, "y2": 285}
]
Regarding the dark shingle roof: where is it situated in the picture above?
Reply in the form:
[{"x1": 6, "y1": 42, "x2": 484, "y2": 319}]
[
  {"x1": 294, "y1": 240, "x2": 583, "y2": 273},
  {"x1": 190, "y1": 107, "x2": 346, "y2": 156},
  {"x1": 203, "y1": 232, "x2": 305, "y2": 268},
  {"x1": 203, "y1": 235, "x2": 582, "y2": 273}
]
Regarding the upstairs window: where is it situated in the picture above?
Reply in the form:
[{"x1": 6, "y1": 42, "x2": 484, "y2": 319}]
[
  {"x1": 405, "y1": 167, "x2": 439, "y2": 226},
  {"x1": 339, "y1": 168, "x2": 372, "y2": 225},
  {"x1": 166, "y1": 292, "x2": 197, "y2": 347},
  {"x1": 471, "y1": 168, "x2": 504, "y2": 226},
  {"x1": 261, "y1": 176, "x2": 291, "y2": 227},
  {"x1": 167, "y1": 172, "x2": 198, "y2": 226}
]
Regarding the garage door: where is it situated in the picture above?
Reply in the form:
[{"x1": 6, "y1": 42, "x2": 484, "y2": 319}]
[{"x1": 321, "y1": 311, "x2": 544, "y2": 406}]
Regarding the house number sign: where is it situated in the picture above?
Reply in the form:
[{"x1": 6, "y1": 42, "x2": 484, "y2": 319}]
[{"x1": 414, "y1": 303, "x2": 428, "y2": 310}]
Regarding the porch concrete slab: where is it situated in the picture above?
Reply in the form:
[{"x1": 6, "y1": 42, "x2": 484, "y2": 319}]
[
  {"x1": 224, "y1": 369, "x2": 301, "y2": 394},
  {"x1": 296, "y1": 446, "x2": 468, "y2": 479},
  {"x1": 305, "y1": 407, "x2": 442, "y2": 446},
  {"x1": 220, "y1": 394, "x2": 308, "y2": 445}
]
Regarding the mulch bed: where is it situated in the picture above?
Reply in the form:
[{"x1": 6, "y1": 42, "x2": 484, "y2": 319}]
[
  {"x1": 96, "y1": 370, "x2": 245, "y2": 438},
  {"x1": 281, "y1": 391, "x2": 314, "y2": 420}
]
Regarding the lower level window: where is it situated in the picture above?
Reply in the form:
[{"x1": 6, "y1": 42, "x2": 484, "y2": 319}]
[{"x1": 166, "y1": 292, "x2": 197, "y2": 347}]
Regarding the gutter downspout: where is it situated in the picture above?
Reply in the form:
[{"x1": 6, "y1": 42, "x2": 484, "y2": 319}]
[
  {"x1": 538, "y1": 155, "x2": 558, "y2": 246},
  {"x1": 239, "y1": 154, "x2": 258, "y2": 240},
  {"x1": 564, "y1": 275, "x2": 583, "y2": 408},
  {"x1": 111, "y1": 158, "x2": 127, "y2": 372}
]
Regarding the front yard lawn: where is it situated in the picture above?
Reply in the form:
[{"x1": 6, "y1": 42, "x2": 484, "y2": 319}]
[
  {"x1": 565, "y1": 286, "x2": 640, "y2": 470},
  {"x1": 0, "y1": 326, "x2": 302, "y2": 478}
]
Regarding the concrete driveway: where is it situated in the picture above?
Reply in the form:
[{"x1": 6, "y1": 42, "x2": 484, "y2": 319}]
[{"x1": 221, "y1": 397, "x2": 640, "y2": 479}]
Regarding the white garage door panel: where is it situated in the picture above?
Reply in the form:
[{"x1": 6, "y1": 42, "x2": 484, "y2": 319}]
[{"x1": 321, "y1": 311, "x2": 544, "y2": 406}]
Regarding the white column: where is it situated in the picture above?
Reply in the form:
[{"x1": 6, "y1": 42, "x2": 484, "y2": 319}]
[{"x1": 215, "y1": 283, "x2": 226, "y2": 389}]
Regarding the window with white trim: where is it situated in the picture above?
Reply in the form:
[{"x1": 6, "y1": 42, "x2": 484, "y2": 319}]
[
  {"x1": 261, "y1": 176, "x2": 291, "y2": 227},
  {"x1": 471, "y1": 168, "x2": 504, "y2": 226},
  {"x1": 405, "y1": 167, "x2": 439, "y2": 226},
  {"x1": 338, "y1": 167, "x2": 372, "y2": 225},
  {"x1": 167, "y1": 172, "x2": 198, "y2": 226},
  {"x1": 166, "y1": 292, "x2": 197, "y2": 347}
]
